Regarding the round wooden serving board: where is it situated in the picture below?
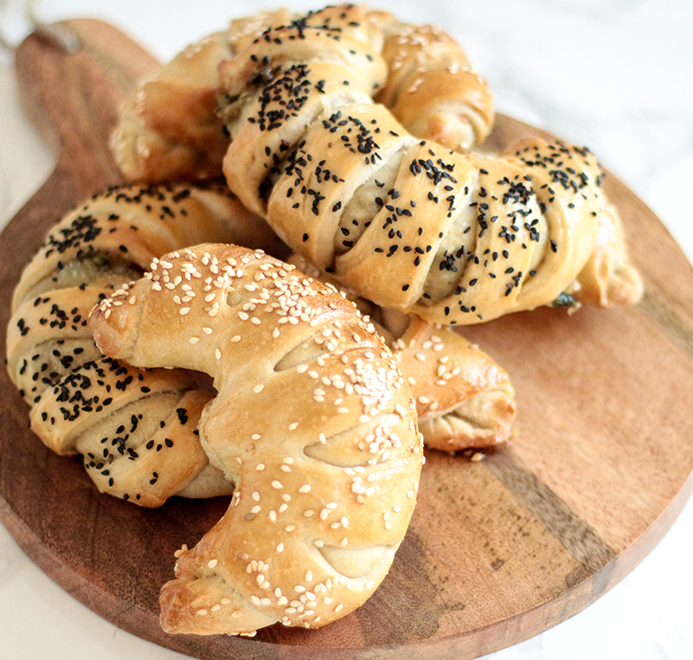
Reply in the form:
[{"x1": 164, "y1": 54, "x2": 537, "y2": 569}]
[{"x1": 2, "y1": 19, "x2": 693, "y2": 660}]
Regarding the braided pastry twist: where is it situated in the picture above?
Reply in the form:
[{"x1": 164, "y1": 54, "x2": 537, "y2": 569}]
[
  {"x1": 6, "y1": 182, "x2": 281, "y2": 505},
  {"x1": 218, "y1": 10, "x2": 642, "y2": 325},
  {"x1": 111, "y1": 4, "x2": 493, "y2": 183},
  {"x1": 90, "y1": 243, "x2": 423, "y2": 634}
]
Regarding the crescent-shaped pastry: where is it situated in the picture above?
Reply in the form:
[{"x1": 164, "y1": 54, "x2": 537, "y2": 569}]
[
  {"x1": 110, "y1": 4, "x2": 494, "y2": 183},
  {"x1": 217, "y1": 6, "x2": 643, "y2": 324},
  {"x1": 90, "y1": 243, "x2": 423, "y2": 634}
]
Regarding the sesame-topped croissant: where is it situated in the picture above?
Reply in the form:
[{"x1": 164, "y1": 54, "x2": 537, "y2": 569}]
[{"x1": 90, "y1": 243, "x2": 423, "y2": 635}]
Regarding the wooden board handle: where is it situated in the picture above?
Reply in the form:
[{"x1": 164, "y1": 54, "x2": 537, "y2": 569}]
[{"x1": 13, "y1": 19, "x2": 158, "y2": 212}]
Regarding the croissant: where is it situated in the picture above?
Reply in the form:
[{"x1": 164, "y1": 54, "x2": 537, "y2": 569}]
[
  {"x1": 373, "y1": 10, "x2": 494, "y2": 151},
  {"x1": 6, "y1": 182, "x2": 282, "y2": 505},
  {"x1": 288, "y1": 253, "x2": 515, "y2": 449},
  {"x1": 218, "y1": 8, "x2": 643, "y2": 325},
  {"x1": 90, "y1": 243, "x2": 423, "y2": 635},
  {"x1": 111, "y1": 4, "x2": 493, "y2": 183},
  {"x1": 110, "y1": 8, "x2": 292, "y2": 182}
]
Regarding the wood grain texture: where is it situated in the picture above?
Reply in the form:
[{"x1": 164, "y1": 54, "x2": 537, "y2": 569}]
[{"x1": 1, "y1": 19, "x2": 693, "y2": 660}]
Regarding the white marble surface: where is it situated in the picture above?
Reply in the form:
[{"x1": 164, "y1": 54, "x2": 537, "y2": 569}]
[{"x1": 1, "y1": 0, "x2": 692, "y2": 658}]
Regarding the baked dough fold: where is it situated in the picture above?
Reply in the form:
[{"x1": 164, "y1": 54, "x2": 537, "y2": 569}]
[
  {"x1": 217, "y1": 8, "x2": 642, "y2": 324},
  {"x1": 90, "y1": 243, "x2": 423, "y2": 634}
]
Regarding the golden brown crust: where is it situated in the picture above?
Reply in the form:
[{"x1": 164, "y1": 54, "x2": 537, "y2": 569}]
[
  {"x1": 221, "y1": 66, "x2": 641, "y2": 324},
  {"x1": 6, "y1": 182, "x2": 281, "y2": 505},
  {"x1": 287, "y1": 252, "x2": 516, "y2": 449},
  {"x1": 31, "y1": 358, "x2": 224, "y2": 507},
  {"x1": 110, "y1": 33, "x2": 231, "y2": 182},
  {"x1": 392, "y1": 317, "x2": 515, "y2": 449},
  {"x1": 90, "y1": 243, "x2": 423, "y2": 635},
  {"x1": 571, "y1": 202, "x2": 644, "y2": 307},
  {"x1": 375, "y1": 18, "x2": 494, "y2": 151},
  {"x1": 110, "y1": 9, "x2": 294, "y2": 182},
  {"x1": 214, "y1": 5, "x2": 641, "y2": 325},
  {"x1": 111, "y1": 4, "x2": 494, "y2": 183}
]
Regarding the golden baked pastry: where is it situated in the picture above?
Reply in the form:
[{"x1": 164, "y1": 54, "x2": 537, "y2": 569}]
[
  {"x1": 288, "y1": 253, "x2": 515, "y2": 449},
  {"x1": 217, "y1": 7, "x2": 642, "y2": 324},
  {"x1": 110, "y1": 4, "x2": 493, "y2": 183},
  {"x1": 90, "y1": 243, "x2": 423, "y2": 635},
  {"x1": 6, "y1": 182, "x2": 282, "y2": 505}
]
